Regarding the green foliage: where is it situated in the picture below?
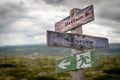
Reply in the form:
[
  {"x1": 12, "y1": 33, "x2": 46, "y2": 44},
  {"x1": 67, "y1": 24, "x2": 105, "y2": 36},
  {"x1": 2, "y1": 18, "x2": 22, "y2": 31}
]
[
  {"x1": 103, "y1": 67, "x2": 120, "y2": 74},
  {"x1": 34, "y1": 76, "x2": 57, "y2": 80},
  {"x1": 85, "y1": 56, "x2": 120, "y2": 80},
  {"x1": 0, "y1": 64, "x2": 16, "y2": 67},
  {"x1": 92, "y1": 67, "x2": 120, "y2": 80},
  {"x1": 0, "y1": 55, "x2": 119, "y2": 80},
  {"x1": 93, "y1": 75, "x2": 120, "y2": 80}
]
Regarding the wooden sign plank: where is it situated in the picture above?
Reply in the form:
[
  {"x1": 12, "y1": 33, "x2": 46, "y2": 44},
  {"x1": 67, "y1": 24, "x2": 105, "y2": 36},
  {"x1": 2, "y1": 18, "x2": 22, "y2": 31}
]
[
  {"x1": 55, "y1": 5, "x2": 94, "y2": 32},
  {"x1": 56, "y1": 50, "x2": 97, "y2": 73},
  {"x1": 47, "y1": 31, "x2": 108, "y2": 50}
]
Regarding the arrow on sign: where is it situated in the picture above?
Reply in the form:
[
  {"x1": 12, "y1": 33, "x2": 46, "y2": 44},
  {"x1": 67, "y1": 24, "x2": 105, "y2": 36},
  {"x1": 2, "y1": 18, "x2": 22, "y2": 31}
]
[
  {"x1": 56, "y1": 50, "x2": 97, "y2": 73},
  {"x1": 47, "y1": 31, "x2": 109, "y2": 50},
  {"x1": 58, "y1": 60, "x2": 70, "y2": 69}
]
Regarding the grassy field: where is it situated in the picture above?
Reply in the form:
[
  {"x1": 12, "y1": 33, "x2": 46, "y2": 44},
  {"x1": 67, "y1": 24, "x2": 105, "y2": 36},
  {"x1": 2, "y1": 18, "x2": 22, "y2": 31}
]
[{"x1": 0, "y1": 54, "x2": 120, "y2": 80}]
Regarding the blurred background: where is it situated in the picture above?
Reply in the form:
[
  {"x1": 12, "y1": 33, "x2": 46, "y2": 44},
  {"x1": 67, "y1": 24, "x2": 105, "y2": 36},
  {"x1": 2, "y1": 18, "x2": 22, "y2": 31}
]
[{"x1": 0, "y1": 0, "x2": 120, "y2": 80}]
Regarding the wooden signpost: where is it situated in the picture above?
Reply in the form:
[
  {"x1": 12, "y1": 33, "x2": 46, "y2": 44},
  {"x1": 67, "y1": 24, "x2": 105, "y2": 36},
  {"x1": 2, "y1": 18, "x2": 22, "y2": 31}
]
[
  {"x1": 55, "y1": 5, "x2": 94, "y2": 32},
  {"x1": 47, "y1": 4, "x2": 109, "y2": 80},
  {"x1": 47, "y1": 31, "x2": 109, "y2": 50},
  {"x1": 70, "y1": 8, "x2": 85, "y2": 80}
]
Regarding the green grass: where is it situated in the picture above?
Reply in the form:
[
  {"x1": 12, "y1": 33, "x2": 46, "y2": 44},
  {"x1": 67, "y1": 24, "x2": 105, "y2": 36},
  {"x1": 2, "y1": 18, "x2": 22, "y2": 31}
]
[
  {"x1": 85, "y1": 56, "x2": 120, "y2": 80},
  {"x1": 0, "y1": 55, "x2": 120, "y2": 80}
]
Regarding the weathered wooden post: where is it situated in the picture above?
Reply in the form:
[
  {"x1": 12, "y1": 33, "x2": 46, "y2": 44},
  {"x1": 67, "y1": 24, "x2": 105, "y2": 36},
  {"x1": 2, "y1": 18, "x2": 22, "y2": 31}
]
[{"x1": 70, "y1": 8, "x2": 85, "y2": 80}]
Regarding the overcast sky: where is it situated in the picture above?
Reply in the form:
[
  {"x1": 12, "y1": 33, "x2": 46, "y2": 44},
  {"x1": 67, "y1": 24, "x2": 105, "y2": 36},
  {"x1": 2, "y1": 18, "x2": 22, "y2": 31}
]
[{"x1": 0, "y1": 0, "x2": 120, "y2": 46}]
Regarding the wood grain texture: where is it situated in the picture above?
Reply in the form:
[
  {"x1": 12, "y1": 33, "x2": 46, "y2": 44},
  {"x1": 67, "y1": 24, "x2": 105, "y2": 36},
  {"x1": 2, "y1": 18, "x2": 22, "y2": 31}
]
[
  {"x1": 71, "y1": 27, "x2": 85, "y2": 80},
  {"x1": 70, "y1": 8, "x2": 85, "y2": 80}
]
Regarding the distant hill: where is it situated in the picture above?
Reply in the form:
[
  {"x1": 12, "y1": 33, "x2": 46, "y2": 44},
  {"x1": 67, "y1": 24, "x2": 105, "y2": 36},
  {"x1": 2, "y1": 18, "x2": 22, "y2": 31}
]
[
  {"x1": 0, "y1": 44, "x2": 120, "y2": 56},
  {"x1": 0, "y1": 44, "x2": 71, "y2": 56},
  {"x1": 107, "y1": 43, "x2": 120, "y2": 55}
]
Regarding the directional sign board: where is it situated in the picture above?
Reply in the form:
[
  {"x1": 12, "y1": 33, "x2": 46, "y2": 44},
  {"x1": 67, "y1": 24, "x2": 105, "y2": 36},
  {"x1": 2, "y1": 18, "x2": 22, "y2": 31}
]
[
  {"x1": 55, "y1": 4, "x2": 94, "y2": 32},
  {"x1": 47, "y1": 31, "x2": 109, "y2": 50},
  {"x1": 56, "y1": 50, "x2": 97, "y2": 73}
]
